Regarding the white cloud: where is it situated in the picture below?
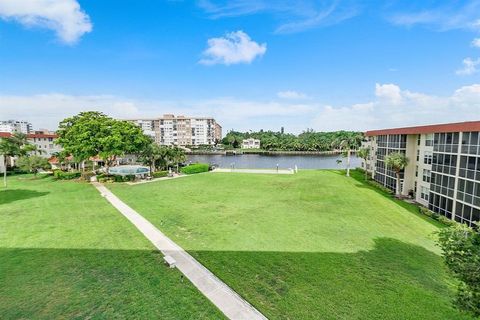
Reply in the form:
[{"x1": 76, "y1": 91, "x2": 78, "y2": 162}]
[
  {"x1": 1, "y1": 83, "x2": 478, "y2": 134},
  {"x1": 472, "y1": 38, "x2": 480, "y2": 48},
  {"x1": 200, "y1": 30, "x2": 266, "y2": 65},
  {"x1": 197, "y1": 1, "x2": 359, "y2": 34},
  {"x1": 375, "y1": 83, "x2": 402, "y2": 105},
  {"x1": 456, "y1": 57, "x2": 480, "y2": 75},
  {"x1": 313, "y1": 83, "x2": 480, "y2": 131},
  {"x1": 0, "y1": 0, "x2": 92, "y2": 44},
  {"x1": 277, "y1": 90, "x2": 308, "y2": 99},
  {"x1": 388, "y1": 1, "x2": 480, "y2": 32}
]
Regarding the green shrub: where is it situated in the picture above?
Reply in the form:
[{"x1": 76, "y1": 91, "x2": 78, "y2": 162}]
[
  {"x1": 54, "y1": 170, "x2": 81, "y2": 180},
  {"x1": 153, "y1": 171, "x2": 168, "y2": 178},
  {"x1": 438, "y1": 215, "x2": 457, "y2": 226},
  {"x1": 366, "y1": 179, "x2": 394, "y2": 195},
  {"x1": 419, "y1": 206, "x2": 433, "y2": 217},
  {"x1": 81, "y1": 172, "x2": 96, "y2": 181},
  {"x1": 114, "y1": 175, "x2": 124, "y2": 182},
  {"x1": 124, "y1": 175, "x2": 136, "y2": 182},
  {"x1": 180, "y1": 163, "x2": 210, "y2": 175}
]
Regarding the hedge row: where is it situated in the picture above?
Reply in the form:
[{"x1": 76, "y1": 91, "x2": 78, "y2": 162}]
[
  {"x1": 153, "y1": 171, "x2": 168, "y2": 178},
  {"x1": 419, "y1": 206, "x2": 457, "y2": 226},
  {"x1": 53, "y1": 170, "x2": 81, "y2": 180},
  {"x1": 180, "y1": 163, "x2": 210, "y2": 175}
]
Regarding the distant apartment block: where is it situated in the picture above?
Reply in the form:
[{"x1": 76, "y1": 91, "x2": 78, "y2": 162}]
[
  {"x1": 362, "y1": 121, "x2": 480, "y2": 226},
  {"x1": 0, "y1": 131, "x2": 62, "y2": 159},
  {"x1": 242, "y1": 138, "x2": 261, "y2": 149},
  {"x1": 28, "y1": 130, "x2": 63, "y2": 158},
  {"x1": 130, "y1": 114, "x2": 222, "y2": 146},
  {"x1": 0, "y1": 120, "x2": 32, "y2": 134}
]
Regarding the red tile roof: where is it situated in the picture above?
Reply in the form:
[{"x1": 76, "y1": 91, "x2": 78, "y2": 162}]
[
  {"x1": 365, "y1": 121, "x2": 480, "y2": 136},
  {"x1": 27, "y1": 133, "x2": 58, "y2": 138},
  {"x1": 0, "y1": 132, "x2": 58, "y2": 139}
]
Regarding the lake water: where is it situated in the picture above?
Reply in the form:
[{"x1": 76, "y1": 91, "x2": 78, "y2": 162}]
[{"x1": 187, "y1": 154, "x2": 362, "y2": 170}]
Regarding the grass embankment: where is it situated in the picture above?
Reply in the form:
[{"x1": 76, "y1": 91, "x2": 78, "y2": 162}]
[
  {"x1": 0, "y1": 175, "x2": 223, "y2": 319},
  {"x1": 109, "y1": 170, "x2": 473, "y2": 320}
]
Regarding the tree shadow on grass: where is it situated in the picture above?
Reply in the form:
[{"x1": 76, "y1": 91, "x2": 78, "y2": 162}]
[
  {"x1": 188, "y1": 238, "x2": 471, "y2": 320},
  {"x1": 0, "y1": 238, "x2": 472, "y2": 320},
  {"x1": 0, "y1": 247, "x2": 223, "y2": 320},
  {"x1": 333, "y1": 170, "x2": 444, "y2": 228},
  {"x1": 0, "y1": 189, "x2": 50, "y2": 205}
]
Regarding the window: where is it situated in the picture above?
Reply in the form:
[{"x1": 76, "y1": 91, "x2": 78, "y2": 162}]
[
  {"x1": 422, "y1": 169, "x2": 431, "y2": 183},
  {"x1": 424, "y1": 151, "x2": 433, "y2": 164},
  {"x1": 434, "y1": 132, "x2": 460, "y2": 153},
  {"x1": 417, "y1": 135, "x2": 421, "y2": 146},
  {"x1": 425, "y1": 134, "x2": 433, "y2": 146},
  {"x1": 421, "y1": 186, "x2": 429, "y2": 201},
  {"x1": 416, "y1": 149, "x2": 420, "y2": 161}
]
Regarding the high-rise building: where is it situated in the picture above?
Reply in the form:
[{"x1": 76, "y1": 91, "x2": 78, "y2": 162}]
[
  {"x1": 129, "y1": 114, "x2": 222, "y2": 146},
  {"x1": 362, "y1": 121, "x2": 480, "y2": 227},
  {"x1": 0, "y1": 120, "x2": 33, "y2": 134}
]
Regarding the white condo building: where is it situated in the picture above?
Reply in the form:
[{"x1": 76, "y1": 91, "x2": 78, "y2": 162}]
[
  {"x1": 362, "y1": 121, "x2": 480, "y2": 227},
  {"x1": 130, "y1": 114, "x2": 222, "y2": 146},
  {"x1": 0, "y1": 120, "x2": 32, "y2": 134}
]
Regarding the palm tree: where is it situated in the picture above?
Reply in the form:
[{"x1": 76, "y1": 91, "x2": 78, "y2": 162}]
[
  {"x1": 357, "y1": 147, "x2": 370, "y2": 180},
  {"x1": 336, "y1": 138, "x2": 355, "y2": 177},
  {"x1": 170, "y1": 147, "x2": 186, "y2": 173},
  {"x1": 384, "y1": 152, "x2": 409, "y2": 197},
  {"x1": 0, "y1": 132, "x2": 34, "y2": 187}
]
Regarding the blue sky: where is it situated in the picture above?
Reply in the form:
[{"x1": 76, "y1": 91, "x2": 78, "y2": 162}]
[{"x1": 0, "y1": 0, "x2": 479, "y2": 133}]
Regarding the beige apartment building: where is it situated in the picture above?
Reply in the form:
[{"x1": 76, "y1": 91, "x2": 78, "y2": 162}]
[
  {"x1": 362, "y1": 121, "x2": 480, "y2": 227},
  {"x1": 130, "y1": 114, "x2": 222, "y2": 146}
]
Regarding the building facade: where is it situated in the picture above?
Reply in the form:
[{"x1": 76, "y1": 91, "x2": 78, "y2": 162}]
[
  {"x1": 0, "y1": 120, "x2": 33, "y2": 134},
  {"x1": 363, "y1": 121, "x2": 480, "y2": 227},
  {"x1": 28, "y1": 132, "x2": 63, "y2": 158},
  {"x1": 242, "y1": 138, "x2": 261, "y2": 149},
  {"x1": 130, "y1": 114, "x2": 222, "y2": 146}
]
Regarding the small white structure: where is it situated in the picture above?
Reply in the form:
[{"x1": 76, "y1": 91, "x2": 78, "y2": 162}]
[
  {"x1": 163, "y1": 255, "x2": 176, "y2": 268},
  {"x1": 242, "y1": 138, "x2": 261, "y2": 149}
]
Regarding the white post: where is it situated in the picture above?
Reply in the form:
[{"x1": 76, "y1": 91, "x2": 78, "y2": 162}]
[
  {"x1": 346, "y1": 149, "x2": 351, "y2": 177},
  {"x1": 3, "y1": 157, "x2": 6, "y2": 188}
]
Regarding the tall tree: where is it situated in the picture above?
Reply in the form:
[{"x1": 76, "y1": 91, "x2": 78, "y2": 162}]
[
  {"x1": 57, "y1": 112, "x2": 151, "y2": 170},
  {"x1": 337, "y1": 138, "x2": 357, "y2": 177},
  {"x1": 0, "y1": 132, "x2": 36, "y2": 188},
  {"x1": 357, "y1": 147, "x2": 371, "y2": 180},
  {"x1": 437, "y1": 224, "x2": 480, "y2": 317},
  {"x1": 139, "y1": 142, "x2": 170, "y2": 174},
  {"x1": 169, "y1": 147, "x2": 186, "y2": 173},
  {"x1": 384, "y1": 152, "x2": 409, "y2": 197},
  {"x1": 16, "y1": 156, "x2": 50, "y2": 177}
]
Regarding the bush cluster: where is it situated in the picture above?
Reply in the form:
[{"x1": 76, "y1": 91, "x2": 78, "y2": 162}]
[
  {"x1": 366, "y1": 179, "x2": 394, "y2": 195},
  {"x1": 418, "y1": 206, "x2": 456, "y2": 226},
  {"x1": 180, "y1": 163, "x2": 210, "y2": 175},
  {"x1": 53, "y1": 170, "x2": 81, "y2": 180},
  {"x1": 81, "y1": 172, "x2": 96, "y2": 181},
  {"x1": 153, "y1": 171, "x2": 168, "y2": 178},
  {"x1": 97, "y1": 174, "x2": 135, "y2": 183}
]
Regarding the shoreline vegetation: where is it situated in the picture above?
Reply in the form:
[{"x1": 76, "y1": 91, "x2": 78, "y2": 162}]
[
  {"x1": 186, "y1": 149, "x2": 357, "y2": 155},
  {"x1": 220, "y1": 129, "x2": 364, "y2": 151}
]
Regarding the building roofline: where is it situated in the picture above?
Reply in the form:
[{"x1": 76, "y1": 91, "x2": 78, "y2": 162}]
[
  {"x1": 365, "y1": 121, "x2": 480, "y2": 136},
  {"x1": 0, "y1": 132, "x2": 58, "y2": 138}
]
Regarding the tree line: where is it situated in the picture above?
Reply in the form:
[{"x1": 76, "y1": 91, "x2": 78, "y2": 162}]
[{"x1": 222, "y1": 129, "x2": 364, "y2": 151}]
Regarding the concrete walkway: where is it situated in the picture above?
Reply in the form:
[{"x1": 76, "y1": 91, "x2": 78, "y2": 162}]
[
  {"x1": 125, "y1": 174, "x2": 188, "y2": 185},
  {"x1": 92, "y1": 182, "x2": 267, "y2": 320},
  {"x1": 213, "y1": 168, "x2": 294, "y2": 175}
]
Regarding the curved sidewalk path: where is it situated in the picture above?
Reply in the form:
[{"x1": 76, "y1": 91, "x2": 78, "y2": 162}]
[{"x1": 92, "y1": 182, "x2": 267, "y2": 320}]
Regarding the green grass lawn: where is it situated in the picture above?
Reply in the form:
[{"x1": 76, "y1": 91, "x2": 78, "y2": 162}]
[
  {"x1": 0, "y1": 174, "x2": 224, "y2": 319},
  {"x1": 108, "y1": 170, "x2": 474, "y2": 320}
]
